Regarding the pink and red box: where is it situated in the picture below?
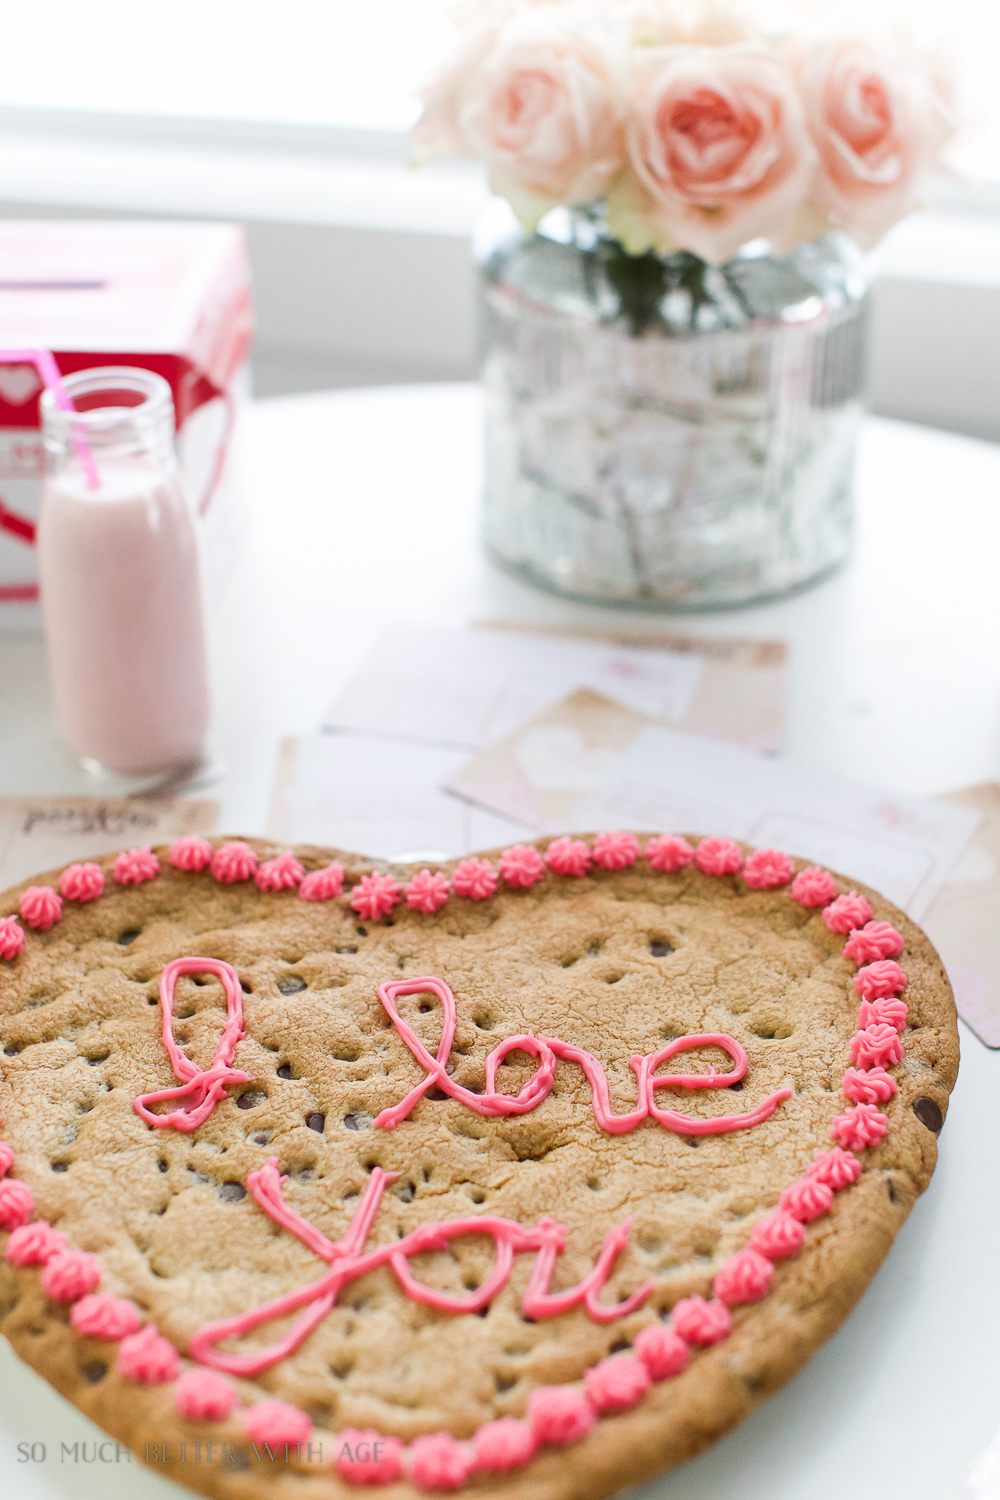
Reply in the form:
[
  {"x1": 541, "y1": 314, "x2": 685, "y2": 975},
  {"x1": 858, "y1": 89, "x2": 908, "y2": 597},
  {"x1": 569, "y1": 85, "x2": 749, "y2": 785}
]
[{"x1": 0, "y1": 220, "x2": 253, "y2": 621}]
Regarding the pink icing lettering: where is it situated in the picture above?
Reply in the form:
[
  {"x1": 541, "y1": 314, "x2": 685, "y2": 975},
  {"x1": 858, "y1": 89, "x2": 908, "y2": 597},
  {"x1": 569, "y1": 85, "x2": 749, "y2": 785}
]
[
  {"x1": 747, "y1": 1209, "x2": 804, "y2": 1259},
  {"x1": 670, "y1": 1295, "x2": 731, "y2": 1345},
  {"x1": 823, "y1": 892, "x2": 874, "y2": 933},
  {"x1": 210, "y1": 841, "x2": 258, "y2": 883},
  {"x1": 406, "y1": 870, "x2": 450, "y2": 913},
  {"x1": 0, "y1": 916, "x2": 24, "y2": 960},
  {"x1": 350, "y1": 873, "x2": 400, "y2": 922},
  {"x1": 789, "y1": 866, "x2": 838, "y2": 906},
  {"x1": 112, "y1": 846, "x2": 160, "y2": 886},
  {"x1": 527, "y1": 1386, "x2": 595, "y2": 1446},
  {"x1": 742, "y1": 848, "x2": 795, "y2": 889},
  {"x1": 854, "y1": 960, "x2": 908, "y2": 1001},
  {"x1": 843, "y1": 921, "x2": 905, "y2": 964},
  {"x1": 830, "y1": 1103, "x2": 888, "y2": 1151},
  {"x1": 4, "y1": 1220, "x2": 66, "y2": 1265},
  {"x1": 40, "y1": 1248, "x2": 100, "y2": 1301},
  {"x1": 520, "y1": 1216, "x2": 654, "y2": 1323},
  {"x1": 0, "y1": 1178, "x2": 34, "y2": 1228},
  {"x1": 778, "y1": 1177, "x2": 833, "y2": 1222},
  {"x1": 0, "y1": 1140, "x2": 14, "y2": 1176},
  {"x1": 255, "y1": 852, "x2": 305, "y2": 892},
  {"x1": 584, "y1": 1356, "x2": 651, "y2": 1411},
  {"x1": 133, "y1": 958, "x2": 249, "y2": 1131},
  {"x1": 545, "y1": 837, "x2": 592, "y2": 877},
  {"x1": 19, "y1": 885, "x2": 62, "y2": 930},
  {"x1": 633, "y1": 1322, "x2": 690, "y2": 1379},
  {"x1": 849, "y1": 1024, "x2": 904, "y2": 1071},
  {"x1": 473, "y1": 1418, "x2": 537, "y2": 1472},
  {"x1": 299, "y1": 863, "x2": 344, "y2": 902},
  {"x1": 59, "y1": 862, "x2": 105, "y2": 902},
  {"x1": 118, "y1": 1323, "x2": 180, "y2": 1383},
  {"x1": 806, "y1": 1148, "x2": 862, "y2": 1190},
  {"x1": 244, "y1": 1399, "x2": 312, "y2": 1447},
  {"x1": 694, "y1": 837, "x2": 743, "y2": 876},
  {"x1": 174, "y1": 1368, "x2": 239, "y2": 1422},
  {"x1": 842, "y1": 1065, "x2": 897, "y2": 1104},
  {"x1": 645, "y1": 834, "x2": 695, "y2": 872},
  {"x1": 592, "y1": 831, "x2": 640, "y2": 870},
  {"x1": 498, "y1": 844, "x2": 546, "y2": 889},
  {"x1": 337, "y1": 1428, "x2": 406, "y2": 1485},
  {"x1": 713, "y1": 1247, "x2": 774, "y2": 1305},
  {"x1": 408, "y1": 1432, "x2": 474, "y2": 1491},
  {"x1": 70, "y1": 1293, "x2": 142, "y2": 1339},
  {"x1": 451, "y1": 858, "x2": 497, "y2": 901},
  {"x1": 857, "y1": 995, "x2": 908, "y2": 1034},
  {"x1": 169, "y1": 835, "x2": 214, "y2": 872}
]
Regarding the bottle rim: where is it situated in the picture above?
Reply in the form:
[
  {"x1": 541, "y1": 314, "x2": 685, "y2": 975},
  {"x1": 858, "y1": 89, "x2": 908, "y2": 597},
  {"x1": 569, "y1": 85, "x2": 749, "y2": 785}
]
[{"x1": 39, "y1": 366, "x2": 175, "y2": 438}]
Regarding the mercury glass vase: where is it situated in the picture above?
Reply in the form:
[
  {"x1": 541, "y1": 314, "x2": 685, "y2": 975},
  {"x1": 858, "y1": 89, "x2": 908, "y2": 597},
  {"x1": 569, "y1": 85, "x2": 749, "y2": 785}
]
[{"x1": 477, "y1": 202, "x2": 869, "y2": 610}]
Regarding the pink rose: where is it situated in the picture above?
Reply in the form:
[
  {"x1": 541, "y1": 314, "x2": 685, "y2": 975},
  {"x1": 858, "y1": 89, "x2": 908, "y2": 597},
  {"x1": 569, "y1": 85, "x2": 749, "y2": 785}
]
[
  {"x1": 615, "y1": 44, "x2": 814, "y2": 262},
  {"x1": 417, "y1": 7, "x2": 626, "y2": 223},
  {"x1": 799, "y1": 38, "x2": 952, "y2": 246}
]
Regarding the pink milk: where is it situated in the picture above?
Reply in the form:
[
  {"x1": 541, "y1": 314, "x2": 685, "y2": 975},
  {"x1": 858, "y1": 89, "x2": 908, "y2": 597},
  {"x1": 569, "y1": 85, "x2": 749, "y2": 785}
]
[{"x1": 37, "y1": 369, "x2": 210, "y2": 775}]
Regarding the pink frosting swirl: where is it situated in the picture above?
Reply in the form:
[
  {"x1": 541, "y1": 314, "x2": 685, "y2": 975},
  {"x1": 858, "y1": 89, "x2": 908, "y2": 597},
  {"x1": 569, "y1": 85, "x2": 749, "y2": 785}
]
[
  {"x1": 298, "y1": 863, "x2": 344, "y2": 902},
  {"x1": 0, "y1": 1140, "x2": 14, "y2": 1176},
  {"x1": 778, "y1": 1176, "x2": 833, "y2": 1223},
  {"x1": 168, "y1": 835, "x2": 214, "y2": 872},
  {"x1": 210, "y1": 841, "x2": 259, "y2": 883},
  {"x1": 544, "y1": 837, "x2": 592, "y2": 878},
  {"x1": 113, "y1": 846, "x2": 161, "y2": 886},
  {"x1": 789, "y1": 866, "x2": 838, "y2": 906},
  {"x1": 670, "y1": 1294, "x2": 732, "y2": 1345},
  {"x1": 842, "y1": 1065, "x2": 897, "y2": 1105},
  {"x1": 118, "y1": 1323, "x2": 181, "y2": 1384},
  {"x1": 174, "y1": 1368, "x2": 239, "y2": 1422},
  {"x1": 713, "y1": 1247, "x2": 774, "y2": 1306},
  {"x1": 19, "y1": 886, "x2": 63, "y2": 930},
  {"x1": 350, "y1": 873, "x2": 401, "y2": 922},
  {"x1": 645, "y1": 834, "x2": 695, "y2": 873},
  {"x1": 473, "y1": 1418, "x2": 538, "y2": 1472},
  {"x1": 70, "y1": 1293, "x2": 142, "y2": 1339},
  {"x1": 822, "y1": 892, "x2": 874, "y2": 934},
  {"x1": 336, "y1": 1428, "x2": 405, "y2": 1484},
  {"x1": 858, "y1": 995, "x2": 908, "y2": 1034},
  {"x1": 742, "y1": 848, "x2": 795, "y2": 889},
  {"x1": 243, "y1": 1398, "x2": 311, "y2": 1447},
  {"x1": 0, "y1": 916, "x2": 24, "y2": 960},
  {"x1": 451, "y1": 858, "x2": 498, "y2": 901},
  {"x1": 0, "y1": 1178, "x2": 34, "y2": 1229},
  {"x1": 498, "y1": 844, "x2": 546, "y2": 889},
  {"x1": 693, "y1": 837, "x2": 743, "y2": 877},
  {"x1": 408, "y1": 1432, "x2": 473, "y2": 1490},
  {"x1": 592, "y1": 831, "x2": 640, "y2": 870},
  {"x1": 59, "y1": 863, "x2": 105, "y2": 902},
  {"x1": 255, "y1": 851, "x2": 305, "y2": 892},
  {"x1": 830, "y1": 1103, "x2": 888, "y2": 1151},
  {"x1": 405, "y1": 870, "x2": 451, "y2": 914},
  {"x1": 633, "y1": 1322, "x2": 690, "y2": 1379},
  {"x1": 583, "y1": 1355, "x2": 651, "y2": 1412},
  {"x1": 527, "y1": 1385, "x2": 596, "y2": 1445},
  {"x1": 806, "y1": 1148, "x2": 862, "y2": 1190},
  {"x1": 5, "y1": 1220, "x2": 66, "y2": 1266},
  {"x1": 748, "y1": 1209, "x2": 804, "y2": 1260},
  {"x1": 40, "y1": 1248, "x2": 100, "y2": 1301},
  {"x1": 854, "y1": 960, "x2": 908, "y2": 1001},
  {"x1": 843, "y1": 921, "x2": 905, "y2": 965},
  {"x1": 849, "y1": 1023, "x2": 904, "y2": 1071}
]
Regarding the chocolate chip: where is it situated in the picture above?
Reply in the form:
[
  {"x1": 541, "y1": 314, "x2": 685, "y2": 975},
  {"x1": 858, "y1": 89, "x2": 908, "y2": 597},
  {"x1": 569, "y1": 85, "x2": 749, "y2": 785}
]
[
  {"x1": 117, "y1": 930, "x2": 140, "y2": 946},
  {"x1": 217, "y1": 1182, "x2": 246, "y2": 1202},
  {"x1": 157, "y1": 1159, "x2": 168, "y2": 1173},
  {"x1": 306, "y1": 1113, "x2": 325, "y2": 1133},
  {"x1": 51, "y1": 1162, "x2": 68, "y2": 1172},
  {"x1": 278, "y1": 975, "x2": 307, "y2": 995},
  {"x1": 355, "y1": 926, "x2": 367, "y2": 937},
  {"x1": 277, "y1": 1064, "x2": 293, "y2": 1080},
  {"x1": 252, "y1": 1133, "x2": 270, "y2": 1145},
  {"x1": 3, "y1": 1044, "x2": 20, "y2": 1056},
  {"x1": 649, "y1": 942, "x2": 673, "y2": 957},
  {"x1": 395, "y1": 1180, "x2": 415, "y2": 1203},
  {"x1": 728, "y1": 1079, "x2": 744, "y2": 1091},
  {"x1": 337, "y1": 947, "x2": 357, "y2": 956},
  {"x1": 81, "y1": 1361, "x2": 107, "y2": 1384},
  {"x1": 241, "y1": 982, "x2": 253, "y2": 995},
  {"x1": 913, "y1": 1096, "x2": 943, "y2": 1133},
  {"x1": 237, "y1": 1090, "x2": 266, "y2": 1110},
  {"x1": 343, "y1": 1114, "x2": 359, "y2": 1130}
]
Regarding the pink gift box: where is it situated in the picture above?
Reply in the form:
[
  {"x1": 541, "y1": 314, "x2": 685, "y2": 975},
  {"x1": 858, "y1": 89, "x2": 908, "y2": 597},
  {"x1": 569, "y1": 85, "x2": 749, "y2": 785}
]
[{"x1": 0, "y1": 220, "x2": 253, "y2": 621}]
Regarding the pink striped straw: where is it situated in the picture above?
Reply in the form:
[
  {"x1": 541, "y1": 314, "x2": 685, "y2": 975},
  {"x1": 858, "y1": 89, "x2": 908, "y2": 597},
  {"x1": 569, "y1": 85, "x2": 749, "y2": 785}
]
[{"x1": 0, "y1": 348, "x2": 100, "y2": 489}]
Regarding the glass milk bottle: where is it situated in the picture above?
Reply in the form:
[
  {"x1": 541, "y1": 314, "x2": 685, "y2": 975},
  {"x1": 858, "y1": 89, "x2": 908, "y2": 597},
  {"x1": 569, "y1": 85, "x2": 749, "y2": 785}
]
[{"x1": 37, "y1": 368, "x2": 210, "y2": 776}]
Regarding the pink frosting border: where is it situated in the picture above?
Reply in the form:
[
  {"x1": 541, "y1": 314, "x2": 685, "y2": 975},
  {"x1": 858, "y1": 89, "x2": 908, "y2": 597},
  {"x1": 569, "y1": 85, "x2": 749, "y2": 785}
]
[{"x1": 0, "y1": 834, "x2": 911, "y2": 1490}]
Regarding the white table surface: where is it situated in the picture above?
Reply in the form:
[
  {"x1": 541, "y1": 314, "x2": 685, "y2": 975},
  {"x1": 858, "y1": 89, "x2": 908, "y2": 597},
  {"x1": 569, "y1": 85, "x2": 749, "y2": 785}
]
[{"x1": 1, "y1": 384, "x2": 999, "y2": 1500}]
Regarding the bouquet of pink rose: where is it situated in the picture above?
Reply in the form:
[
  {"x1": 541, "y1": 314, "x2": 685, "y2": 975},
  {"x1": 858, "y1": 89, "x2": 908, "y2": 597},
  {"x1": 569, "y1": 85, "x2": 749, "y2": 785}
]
[{"x1": 414, "y1": 0, "x2": 957, "y2": 264}]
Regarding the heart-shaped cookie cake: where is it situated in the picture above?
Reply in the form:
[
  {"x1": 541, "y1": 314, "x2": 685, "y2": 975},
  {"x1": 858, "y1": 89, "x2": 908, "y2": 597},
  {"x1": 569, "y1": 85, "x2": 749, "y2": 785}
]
[{"x1": 0, "y1": 833, "x2": 957, "y2": 1500}]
